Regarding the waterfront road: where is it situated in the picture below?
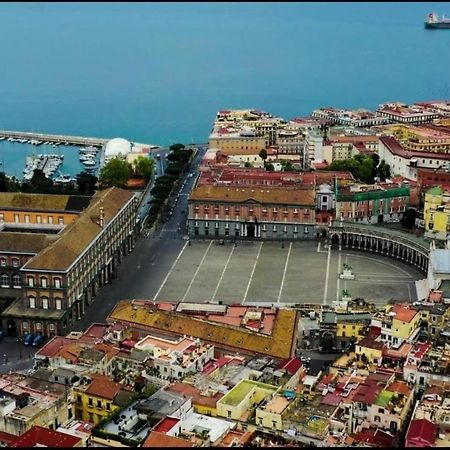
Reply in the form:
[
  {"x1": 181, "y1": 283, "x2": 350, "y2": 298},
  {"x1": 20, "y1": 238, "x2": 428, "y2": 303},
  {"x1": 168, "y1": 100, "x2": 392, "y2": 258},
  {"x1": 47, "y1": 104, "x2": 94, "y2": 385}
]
[{"x1": 73, "y1": 146, "x2": 207, "y2": 331}]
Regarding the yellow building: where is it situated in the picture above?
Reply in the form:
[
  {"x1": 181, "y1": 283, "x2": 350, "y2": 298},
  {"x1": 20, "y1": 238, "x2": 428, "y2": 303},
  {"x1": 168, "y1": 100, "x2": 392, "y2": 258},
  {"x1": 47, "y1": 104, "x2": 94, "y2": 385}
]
[
  {"x1": 383, "y1": 123, "x2": 450, "y2": 152},
  {"x1": 336, "y1": 322, "x2": 366, "y2": 339},
  {"x1": 208, "y1": 134, "x2": 268, "y2": 155},
  {"x1": 216, "y1": 379, "x2": 278, "y2": 421},
  {"x1": 73, "y1": 374, "x2": 121, "y2": 425},
  {"x1": 255, "y1": 395, "x2": 292, "y2": 431},
  {"x1": 355, "y1": 336, "x2": 384, "y2": 364},
  {"x1": 424, "y1": 186, "x2": 450, "y2": 240},
  {"x1": 0, "y1": 192, "x2": 88, "y2": 226}
]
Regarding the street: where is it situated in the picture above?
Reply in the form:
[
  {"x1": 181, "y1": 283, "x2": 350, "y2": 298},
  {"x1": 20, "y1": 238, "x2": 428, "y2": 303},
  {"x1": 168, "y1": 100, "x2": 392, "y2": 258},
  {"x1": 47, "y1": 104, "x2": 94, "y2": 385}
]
[
  {"x1": 0, "y1": 337, "x2": 37, "y2": 374},
  {"x1": 73, "y1": 145, "x2": 207, "y2": 331}
]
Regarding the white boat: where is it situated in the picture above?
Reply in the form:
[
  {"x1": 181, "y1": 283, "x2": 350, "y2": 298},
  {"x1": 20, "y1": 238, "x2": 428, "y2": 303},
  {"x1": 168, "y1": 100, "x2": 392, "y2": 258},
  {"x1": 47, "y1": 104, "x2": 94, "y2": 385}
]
[{"x1": 83, "y1": 160, "x2": 96, "y2": 167}]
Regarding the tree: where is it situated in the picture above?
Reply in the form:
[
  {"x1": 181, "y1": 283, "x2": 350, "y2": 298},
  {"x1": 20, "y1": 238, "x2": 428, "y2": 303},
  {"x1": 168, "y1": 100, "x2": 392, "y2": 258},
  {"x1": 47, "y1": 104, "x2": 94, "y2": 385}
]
[
  {"x1": 27, "y1": 169, "x2": 53, "y2": 193},
  {"x1": 401, "y1": 208, "x2": 417, "y2": 229},
  {"x1": 265, "y1": 162, "x2": 275, "y2": 171},
  {"x1": 244, "y1": 162, "x2": 253, "y2": 168},
  {"x1": 259, "y1": 149, "x2": 268, "y2": 166},
  {"x1": 281, "y1": 160, "x2": 296, "y2": 172},
  {"x1": 378, "y1": 159, "x2": 391, "y2": 181},
  {"x1": 99, "y1": 157, "x2": 131, "y2": 188},
  {"x1": 169, "y1": 143, "x2": 185, "y2": 152},
  {"x1": 76, "y1": 171, "x2": 98, "y2": 195},
  {"x1": 133, "y1": 156, "x2": 155, "y2": 181}
]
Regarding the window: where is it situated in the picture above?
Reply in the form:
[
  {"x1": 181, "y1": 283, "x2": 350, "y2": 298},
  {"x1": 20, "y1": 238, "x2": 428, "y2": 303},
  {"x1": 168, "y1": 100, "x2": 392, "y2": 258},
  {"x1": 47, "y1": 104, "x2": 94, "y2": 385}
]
[
  {"x1": 48, "y1": 216, "x2": 53, "y2": 224},
  {"x1": 374, "y1": 416, "x2": 381, "y2": 423},
  {"x1": 58, "y1": 217, "x2": 64, "y2": 225},
  {"x1": 29, "y1": 296, "x2": 36, "y2": 309},
  {"x1": 77, "y1": 395, "x2": 82, "y2": 404},
  {"x1": 41, "y1": 277, "x2": 47, "y2": 288},
  {"x1": 0, "y1": 258, "x2": 6, "y2": 267},
  {"x1": 49, "y1": 323, "x2": 55, "y2": 331},
  {"x1": 42, "y1": 298, "x2": 48, "y2": 310},
  {"x1": 25, "y1": 215, "x2": 30, "y2": 224},
  {"x1": 28, "y1": 277, "x2": 34, "y2": 287},
  {"x1": 106, "y1": 403, "x2": 111, "y2": 411},
  {"x1": 56, "y1": 299, "x2": 62, "y2": 310},
  {"x1": 35, "y1": 322, "x2": 42, "y2": 331},
  {"x1": 0, "y1": 213, "x2": 3, "y2": 222},
  {"x1": 22, "y1": 321, "x2": 29, "y2": 330},
  {"x1": 12, "y1": 258, "x2": 19, "y2": 268},
  {"x1": 14, "y1": 214, "x2": 19, "y2": 223},
  {"x1": 0, "y1": 274, "x2": 8, "y2": 287},
  {"x1": 97, "y1": 400, "x2": 102, "y2": 408},
  {"x1": 54, "y1": 278, "x2": 61, "y2": 288},
  {"x1": 273, "y1": 225, "x2": 277, "y2": 232},
  {"x1": 36, "y1": 215, "x2": 42, "y2": 224},
  {"x1": 88, "y1": 398, "x2": 93, "y2": 407},
  {"x1": 13, "y1": 275, "x2": 21, "y2": 287}
]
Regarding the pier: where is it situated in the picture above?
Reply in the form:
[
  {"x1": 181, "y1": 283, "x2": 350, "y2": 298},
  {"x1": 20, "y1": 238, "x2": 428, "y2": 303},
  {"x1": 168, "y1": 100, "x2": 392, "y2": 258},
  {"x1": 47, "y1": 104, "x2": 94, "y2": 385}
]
[{"x1": 0, "y1": 130, "x2": 108, "y2": 147}]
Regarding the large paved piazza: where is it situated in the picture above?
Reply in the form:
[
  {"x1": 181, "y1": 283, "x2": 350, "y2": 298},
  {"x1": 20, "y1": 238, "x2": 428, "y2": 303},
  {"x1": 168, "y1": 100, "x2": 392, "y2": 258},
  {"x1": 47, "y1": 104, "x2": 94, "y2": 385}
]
[{"x1": 152, "y1": 240, "x2": 424, "y2": 306}]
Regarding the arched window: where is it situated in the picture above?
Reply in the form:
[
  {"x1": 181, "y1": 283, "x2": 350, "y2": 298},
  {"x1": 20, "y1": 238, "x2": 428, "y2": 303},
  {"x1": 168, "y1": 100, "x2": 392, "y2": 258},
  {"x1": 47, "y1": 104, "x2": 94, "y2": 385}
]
[
  {"x1": 54, "y1": 278, "x2": 61, "y2": 289},
  {"x1": 12, "y1": 258, "x2": 20, "y2": 268},
  {"x1": 0, "y1": 274, "x2": 9, "y2": 287},
  {"x1": 12, "y1": 275, "x2": 21, "y2": 287},
  {"x1": 35, "y1": 322, "x2": 42, "y2": 331},
  {"x1": 29, "y1": 296, "x2": 36, "y2": 309},
  {"x1": 40, "y1": 277, "x2": 47, "y2": 288},
  {"x1": 0, "y1": 258, "x2": 6, "y2": 267},
  {"x1": 55, "y1": 298, "x2": 62, "y2": 310},
  {"x1": 42, "y1": 297, "x2": 48, "y2": 310}
]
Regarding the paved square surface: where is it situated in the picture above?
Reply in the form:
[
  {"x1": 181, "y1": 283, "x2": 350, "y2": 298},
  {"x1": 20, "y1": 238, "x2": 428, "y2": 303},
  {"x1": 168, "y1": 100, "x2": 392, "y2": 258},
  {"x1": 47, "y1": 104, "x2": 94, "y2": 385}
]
[{"x1": 153, "y1": 240, "x2": 424, "y2": 306}]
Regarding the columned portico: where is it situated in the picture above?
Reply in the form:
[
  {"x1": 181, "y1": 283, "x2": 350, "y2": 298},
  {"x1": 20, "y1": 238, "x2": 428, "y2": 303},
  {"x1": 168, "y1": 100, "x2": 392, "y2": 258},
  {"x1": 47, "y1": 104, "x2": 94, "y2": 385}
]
[{"x1": 328, "y1": 222, "x2": 429, "y2": 273}]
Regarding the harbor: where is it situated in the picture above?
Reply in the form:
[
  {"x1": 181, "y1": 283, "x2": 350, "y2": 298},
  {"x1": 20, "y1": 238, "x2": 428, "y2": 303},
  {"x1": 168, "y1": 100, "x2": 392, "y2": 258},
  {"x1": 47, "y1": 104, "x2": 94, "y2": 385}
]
[
  {"x1": 0, "y1": 131, "x2": 160, "y2": 182},
  {"x1": 0, "y1": 133, "x2": 105, "y2": 181}
]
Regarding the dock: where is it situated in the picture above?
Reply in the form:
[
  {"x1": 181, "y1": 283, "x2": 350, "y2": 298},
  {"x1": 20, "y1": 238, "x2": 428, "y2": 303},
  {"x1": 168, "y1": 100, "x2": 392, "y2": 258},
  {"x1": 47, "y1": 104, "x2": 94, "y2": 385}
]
[{"x1": 0, "y1": 130, "x2": 108, "y2": 147}]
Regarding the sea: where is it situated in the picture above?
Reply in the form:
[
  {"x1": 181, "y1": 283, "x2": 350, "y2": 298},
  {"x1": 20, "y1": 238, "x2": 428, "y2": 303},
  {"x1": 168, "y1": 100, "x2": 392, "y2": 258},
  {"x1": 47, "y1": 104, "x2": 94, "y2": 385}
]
[{"x1": 0, "y1": 2, "x2": 449, "y2": 178}]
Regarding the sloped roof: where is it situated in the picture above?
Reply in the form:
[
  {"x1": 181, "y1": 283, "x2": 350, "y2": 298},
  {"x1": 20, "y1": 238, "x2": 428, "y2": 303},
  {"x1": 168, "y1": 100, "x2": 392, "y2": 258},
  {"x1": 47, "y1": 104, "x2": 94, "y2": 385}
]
[
  {"x1": 23, "y1": 187, "x2": 135, "y2": 271},
  {"x1": 189, "y1": 185, "x2": 315, "y2": 206},
  {"x1": 406, "y1": 419, "x2": 437, "y2": 445},
  {"x1": 0, "y1": 232, "x2": 58, "y2": 254},
  {"x1": 108, "y1": 300, "x2": 298, "y2": 359},
  {"x1": 142, "y1": 431, "x2": 193, "y2": 447},
  {"x1": 9, "y1": 426, "x2": 81, "y2": 447},
  {"x1": 0, "y1": 192, "x2": 81, "y2": 212},
  {"x1": 85, "y1": 374, "x2": 121, "y2": 401}
]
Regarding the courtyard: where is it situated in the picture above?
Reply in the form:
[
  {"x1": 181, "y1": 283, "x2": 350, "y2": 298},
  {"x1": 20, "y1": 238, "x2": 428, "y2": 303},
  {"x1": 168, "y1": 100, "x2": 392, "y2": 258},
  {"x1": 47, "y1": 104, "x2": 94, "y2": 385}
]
[{"x1": 152, "y1": 240, "x2": 424, "y2": 306}]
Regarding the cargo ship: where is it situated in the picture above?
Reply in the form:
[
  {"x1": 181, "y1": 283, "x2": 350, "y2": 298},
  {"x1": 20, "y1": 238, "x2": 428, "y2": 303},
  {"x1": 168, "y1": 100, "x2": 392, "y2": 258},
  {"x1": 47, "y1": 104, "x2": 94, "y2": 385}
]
[{"x1": 424, "y1": 12, "x2": 450, "y2": 29}]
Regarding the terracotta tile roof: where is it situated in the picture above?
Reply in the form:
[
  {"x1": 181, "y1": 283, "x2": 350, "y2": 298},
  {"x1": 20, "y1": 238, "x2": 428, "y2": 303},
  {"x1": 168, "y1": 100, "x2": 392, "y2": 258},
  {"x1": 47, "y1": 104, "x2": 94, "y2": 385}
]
[
  {"x1": 189, "y1": 185, "x2": 316, "y2": 206},
  {"x1": 0, "y1": 431, "x2": 15, "y2": 445},
  {"x1": 0, "y1": 232, "x2": 58, "y2": 254},
  {"x1": 380, "y1": 136, "x2": 450, "y2": 161},
  {"x1": 142, "y1": 431, "x2": 193, "y2": 447},
  {"x1": 356, "y1": 335, "x2": 384, "y2": 351},
  {"x1": 406, "y1": 419, "x2": 437, "y2": 446},
  {"x1": 353, "y1": 427, "x2": 396, "y2": 447},
  {"x1": 85, "y1": 374, "x2": 121, "y2": 401},
  {"x1": 108, "y1": 301, "x2": 298, "y2": 359},
  {"x1": 166, "y1": 382, "x2": 224, "y2": 408},
  {"x1": 278, "y1": 357, "x2": 302, "y2": 375},
  {"x1": 386, "y1": 380, "x2": 411, "y2": 396},
  {"x1": 9, "y1": 426, "x2": 81, "y2": 447},
  {"x1": 23, "y1": 187, "x2": 135, "y2": 271},
  {"x1": 391, "y1": 304, "x2": 418, "y2": 323}
]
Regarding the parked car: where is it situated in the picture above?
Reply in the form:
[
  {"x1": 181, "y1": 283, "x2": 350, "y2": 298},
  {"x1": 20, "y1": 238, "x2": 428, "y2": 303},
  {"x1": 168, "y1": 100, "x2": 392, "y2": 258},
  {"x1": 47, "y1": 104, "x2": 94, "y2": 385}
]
[
  {"x1": 23, "y1": 333, "x2": 34, "y2": 346},
  {"x1": 32, "y1": 334, "x2": 44, "y2": 347}
]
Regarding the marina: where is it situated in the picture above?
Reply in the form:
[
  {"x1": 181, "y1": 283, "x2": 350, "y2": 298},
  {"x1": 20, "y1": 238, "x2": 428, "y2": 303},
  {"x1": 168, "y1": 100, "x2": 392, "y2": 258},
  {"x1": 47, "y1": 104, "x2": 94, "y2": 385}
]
[{"x1": 0, "y1": 134, "x2": 105, "y2": 181}]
